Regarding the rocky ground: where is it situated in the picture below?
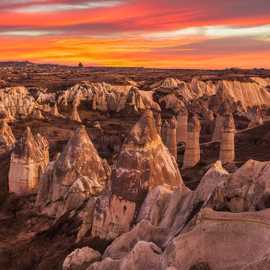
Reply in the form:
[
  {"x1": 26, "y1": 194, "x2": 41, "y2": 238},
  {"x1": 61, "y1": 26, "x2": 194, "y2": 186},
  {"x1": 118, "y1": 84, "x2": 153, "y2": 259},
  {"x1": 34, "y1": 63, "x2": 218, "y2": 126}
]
[{"x1": 1, "y1": 62, "x2": 270, "y2": 270}]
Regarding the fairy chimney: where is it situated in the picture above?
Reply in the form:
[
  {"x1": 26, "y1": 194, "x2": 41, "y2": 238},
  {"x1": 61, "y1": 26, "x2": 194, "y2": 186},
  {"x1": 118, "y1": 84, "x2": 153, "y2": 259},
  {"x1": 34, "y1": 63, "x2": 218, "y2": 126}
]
[
  {"x1": 70, "y1": 104, "x2": 82, "y2": 123},
  {"x1": 161, "y1": 120, "x2": 169, "y2": 145},
  {"x1": 176, "y1": 107, "x2": 188, "y2": 143},
  {"x1": 212, "y1": 114, "x2": 224, "y2": 142},
  {"x1": 166, "y1": 116, "x2": 177, "y2": 159},
  {"x1": 219, "y1": 114, "x2": 235, "y2": 164},
  {"x1": 8, "y1": 127, "x2": 49, "y2": 195},
  {"x1": 183, "y1": 114, "x2": 201, "y2": 169},
  {"x1": 32, "y1": 109, "x2": 45, "y2": 120},
  {"x1": 156, "y1": 112, "x2": 162, "y2": 135},
  {"x1": 51, "y1": 103, "x2": 62, "y2": 117}
]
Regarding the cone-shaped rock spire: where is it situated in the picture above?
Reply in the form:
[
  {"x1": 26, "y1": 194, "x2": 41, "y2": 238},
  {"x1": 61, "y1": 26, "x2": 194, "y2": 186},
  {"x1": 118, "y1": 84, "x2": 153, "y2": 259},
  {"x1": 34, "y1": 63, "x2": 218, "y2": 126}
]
[
  {"x1": 91, "y1": 110, "x2": 185, "y2": 241},
  {"x1": 36, "y1": 125, "x2": 109, "y2": 217}
]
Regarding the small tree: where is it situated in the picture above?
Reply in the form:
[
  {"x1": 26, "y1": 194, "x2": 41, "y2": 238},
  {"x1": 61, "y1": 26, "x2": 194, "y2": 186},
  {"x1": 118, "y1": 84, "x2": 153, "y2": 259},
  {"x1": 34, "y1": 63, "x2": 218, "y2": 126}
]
[{"x1": 78, "y1": 62, "x2": 84, "y2": 68}]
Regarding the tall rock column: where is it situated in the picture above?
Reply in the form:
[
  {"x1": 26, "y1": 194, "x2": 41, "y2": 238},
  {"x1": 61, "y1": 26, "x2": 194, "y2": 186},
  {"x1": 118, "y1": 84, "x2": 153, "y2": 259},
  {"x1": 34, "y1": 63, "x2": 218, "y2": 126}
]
[
  {"x1": 212, "y1": 114, "x2": 224, "y2": 142},
  {"x1": 176, "y1": 108, "x2": 188, "y2": 144},
  {"x1": 183, "y1": 115, "x2": 201, "y2": 169},
  {"x1": 219, "y1": 114, "x2": 235, "y2": 164},
  {"x1": 155, "y1": 112, "x2": 162, "y2": 135},
  {"x1": 166, "y1": 116, "x2": 177, "y2": 159},
  {"x1": 8, "y1": 127, "x2": 49, "y2": 195},
  {"x1": 161, "y1": 120, "x2": 169, "y2": 145},
  {"x1": 91, "y1": 110, "x2": 186, "y2": 241}
]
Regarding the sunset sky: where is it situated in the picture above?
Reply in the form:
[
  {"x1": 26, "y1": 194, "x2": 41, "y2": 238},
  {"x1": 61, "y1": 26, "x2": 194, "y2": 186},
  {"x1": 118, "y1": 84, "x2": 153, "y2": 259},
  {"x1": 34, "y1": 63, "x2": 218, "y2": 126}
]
[{"x1": 0, "y1": 0, "x2": 270, "y2": 68}]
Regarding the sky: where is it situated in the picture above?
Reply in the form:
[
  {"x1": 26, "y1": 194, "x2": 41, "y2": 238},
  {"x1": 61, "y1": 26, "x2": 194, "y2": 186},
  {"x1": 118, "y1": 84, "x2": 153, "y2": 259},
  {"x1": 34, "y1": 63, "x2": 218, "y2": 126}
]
[{"x1": 0, "y1": 0, "x2": 270, "y2": 68}]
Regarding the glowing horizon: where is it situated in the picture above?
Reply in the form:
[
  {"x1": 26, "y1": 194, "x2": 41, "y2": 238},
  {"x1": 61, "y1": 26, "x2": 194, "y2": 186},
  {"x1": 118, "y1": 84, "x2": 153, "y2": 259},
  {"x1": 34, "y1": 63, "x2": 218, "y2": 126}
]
[{"x1": 0, "y1": 0, "x2": 270, "y2": 68}]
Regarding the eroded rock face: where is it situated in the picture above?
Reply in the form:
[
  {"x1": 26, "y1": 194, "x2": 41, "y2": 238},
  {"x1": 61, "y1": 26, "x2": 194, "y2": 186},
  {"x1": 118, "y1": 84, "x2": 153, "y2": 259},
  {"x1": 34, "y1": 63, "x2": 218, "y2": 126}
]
[
  {"x1": 36, "y1": 126, "x2": 110, "y2": 217},
  {"x1": 176, "y1": 108, "x2": 188, "y2": 144},
  {"x1": 91, "y1": 111, "x2": 185, "y2": 241},
  {"x1": 0, "y1": 86, "x2": 36, "y2": 119},
  {"x1": 8, "y1": 127, "x2": 49, "y2": 195},
  {"x1": 89, "y1": 241, "x2": 163, "y2": 270},
  {"x1": 212, "y1": 114, "x2": 224, "y2": 142},
  {"x1": 0, "y1": 120, "x2": 16, "y2": 150},
  {"x1": 166, "y1": 117, "x2": 177, "y2": 159},
  {"x1": 163, "y1": 208, "x2": 270, "y2": 270},
  {"x1": 70, "y1": 104, "x2": 82, "y2": 122},
  {"x1": 111, "y1": 110, "x2": 183, "y2": 203},
  {"x1": 63, "y1": 247, "x2": 101, "y2": 270},
  {"x1": 58, "y1": 82, "x2": 160, "y2": 114},
  {"x1": 51, "y1": 103, "x2": 63, "y2": 118},
  {"x1": 31, "y1": 109, "x2": 45, "y2": 120},
  {"x1": 212, "y1": 159, "x2": 270, "y2": 212}
]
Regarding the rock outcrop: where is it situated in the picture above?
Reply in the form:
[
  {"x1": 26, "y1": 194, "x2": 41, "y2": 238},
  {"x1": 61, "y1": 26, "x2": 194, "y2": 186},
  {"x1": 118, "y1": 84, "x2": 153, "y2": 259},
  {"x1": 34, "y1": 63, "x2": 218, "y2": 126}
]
[
  {"x1": 161, "y1": 120, "x2": 169, "y2": 145},
  {"x1": 0, "y1": 86, "x2": 36, "y2": 119},
  {"x1": 36, "y1": 126, "x2": 110, "y2": 217},
  {"x1": 166, "y1": 117, "x2": 177, "y2": 159},
  {"x1": 91, "y1": 110, "x2": 185, "y2": 240},
  {"x1": 212, "y1": 159, "x2": 270, "y2": 212},
  {"x1": 63, "y1": 247, "x2": 101, "y2": 270},
  {"x1": 163, "y1": 208, "x2": 270, "y2": 270},
  {"x1": 70, "y1": 104, "x2": 82, "y2": 122},
  {"x1": 0, "y1": 120, "x2": 16, "y2": 150},
  {"x1": 51, "y1": 103, "x2": 63, "y2": 118},
  {"x1": 183, "y1": 115, "x2": 201, "y2": 169},
  {"x1": 58, "y1": 82, "x2": 160, "y2": 114},
  {"x1": 8, "y1": 127, "x2": 49, "y2": 195},
  {"x1": 219, "y1": 114, "x2": 235, "y2": 164},
  {"x1": 212, "y1": 114, "x2": 224, "y2": 142},
  {"x1": 176, "y1": 108, "x2": 188, "y2": 144},
  {"x1": 31, "y1": 109, "x2": 45, "y2": 120}
]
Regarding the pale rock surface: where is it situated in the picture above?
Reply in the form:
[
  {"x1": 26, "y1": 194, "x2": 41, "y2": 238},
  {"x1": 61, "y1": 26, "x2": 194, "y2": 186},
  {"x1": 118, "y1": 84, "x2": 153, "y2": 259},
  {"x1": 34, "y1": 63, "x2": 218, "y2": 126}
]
[
  {"x1": 36, "y1": 126, "x2": 109, "y2": 217},
  {"x1": 212, "y1": 159, "x2": 270, "y2": 212},
  {"x1": 247, "y1": 107, "x2": 264, "y2": 128},
  {"x1": 166, "y1": 117, "x2": 177, "y2": 159},
  {"x1": 89, "y1": 241, "x2": 163, "y2": 270},
  {"x1": 216, "y1": 80, "x2": 270, "y2": 111},
  {"x1": 161, "y1": 120, "x2": 169, "y2": 145},
  {"x1": 31, "y1": 109, "x2": 45, "y2": 120},
  {"x1": 183, "y1": 115, "x2": 201, "y2": 169},
  {"x1": 0, "y1": 120, "x2": 16, "y2": 150},
  {"x1": 9, "y1": 127, "x2": 49, "y2": 195},
  {"x1": 137, "y1": 186, "x2": 173, "y2": 225},
  {"x1": 0, "y1": 86, "x2": 36, "y2": 119},
  {"x1": 51, "y1": 103, "x2": 63, "y2": 118},
  {"x1": 212, "y1": 114, "x2": 224, "y2": 142},
  {"x1": 63, "y1": 247, "x2": 101, "y2": 270},
  {"x1": 103, "y1": 220, "x2": 167, "y2": 260},
  {"x1": 58, "y1": 81, "x2": 159, "y2": 113},
  {"x1": 70, "y1": 104, "x2": 82, "y2": 122},
  {"x1": 163, "y1": 208, "x2": 270, "y2": 270},
  {"x1": 91, "y1": 110, "x2": 185, "y2": 241},
  {"x1": 219, "y1": 114, "x2": 235, "y2": 164},
  {"x1": 176, "y1": 108, "x2": 188, "y2": 143}
]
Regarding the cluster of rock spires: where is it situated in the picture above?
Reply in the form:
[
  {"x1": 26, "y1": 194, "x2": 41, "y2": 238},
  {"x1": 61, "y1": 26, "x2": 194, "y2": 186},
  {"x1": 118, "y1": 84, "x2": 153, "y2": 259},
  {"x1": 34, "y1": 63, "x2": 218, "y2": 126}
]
[
  {"x1": 1, "y1": 75, "x2": 270, "y2": 270},
  {"x1": 58, "y1": 123, "x2": 270, "y2": 270}
]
